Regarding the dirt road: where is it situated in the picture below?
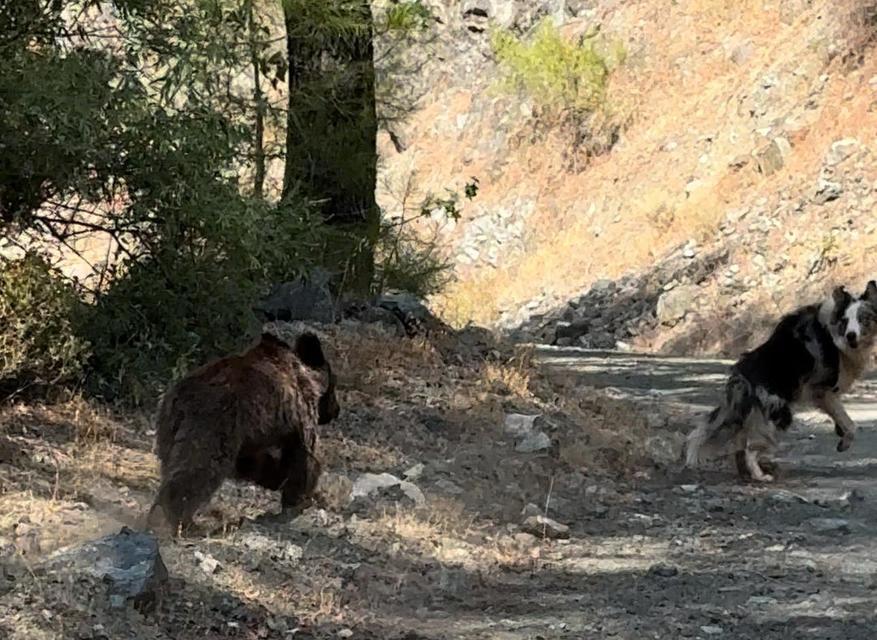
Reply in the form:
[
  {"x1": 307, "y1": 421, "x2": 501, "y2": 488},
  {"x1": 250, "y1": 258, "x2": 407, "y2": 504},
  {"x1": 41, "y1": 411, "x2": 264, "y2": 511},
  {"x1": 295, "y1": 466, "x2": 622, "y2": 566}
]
[{"x1": 493, "y1": 345, "x2": 877, "y2": 639}]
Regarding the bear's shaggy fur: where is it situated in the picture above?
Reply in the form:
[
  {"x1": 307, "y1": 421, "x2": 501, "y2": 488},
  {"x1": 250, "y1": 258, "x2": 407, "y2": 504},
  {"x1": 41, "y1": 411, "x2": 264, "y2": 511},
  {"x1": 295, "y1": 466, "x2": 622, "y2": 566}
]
[{"x1": 147, "y1": 331, "x2": 339, "y2": 533}]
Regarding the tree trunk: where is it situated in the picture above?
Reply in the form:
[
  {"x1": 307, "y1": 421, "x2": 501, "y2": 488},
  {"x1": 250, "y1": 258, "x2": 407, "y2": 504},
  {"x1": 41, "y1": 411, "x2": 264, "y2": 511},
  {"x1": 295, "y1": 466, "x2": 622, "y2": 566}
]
[
  {"x1": 247, "y1": 0, "x2": 266, "y2": 199},
  {"x1": 281, "y1": 0, "x2": 379, "y2": 295}
]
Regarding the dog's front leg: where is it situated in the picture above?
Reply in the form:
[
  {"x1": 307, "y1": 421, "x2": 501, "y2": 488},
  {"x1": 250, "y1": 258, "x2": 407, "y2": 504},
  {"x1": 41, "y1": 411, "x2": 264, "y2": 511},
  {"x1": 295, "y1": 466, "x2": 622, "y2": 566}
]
[{"x1": 818, "y1": 392, "x2": 857, "y2": 452}]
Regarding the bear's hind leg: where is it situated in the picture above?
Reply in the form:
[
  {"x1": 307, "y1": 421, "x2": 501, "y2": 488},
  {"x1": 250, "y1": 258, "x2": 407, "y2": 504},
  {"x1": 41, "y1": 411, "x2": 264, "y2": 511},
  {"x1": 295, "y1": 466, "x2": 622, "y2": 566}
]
[{"x1": 149, "y1": 463, "x2": 227, "y2": 534}]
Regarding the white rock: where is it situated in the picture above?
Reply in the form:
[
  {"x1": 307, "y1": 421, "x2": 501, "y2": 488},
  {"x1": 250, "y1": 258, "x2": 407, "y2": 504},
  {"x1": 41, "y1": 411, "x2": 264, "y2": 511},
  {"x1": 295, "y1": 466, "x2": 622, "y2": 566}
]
[
  {"x1": 194, "y1": 551, "x2": 220, "y2": 575},
  {"x1": 826, "y1": 138, "x2": 860, "y2": 166},
  {"x1": 350, "y1": 472, "x2": 425, "y2": 506},
  {"x1": 403, "y1": 463, "x2": 424, "y2": 480},
  {"x1": 351, "y1": 472, "x2": 401, "y2": 499}
]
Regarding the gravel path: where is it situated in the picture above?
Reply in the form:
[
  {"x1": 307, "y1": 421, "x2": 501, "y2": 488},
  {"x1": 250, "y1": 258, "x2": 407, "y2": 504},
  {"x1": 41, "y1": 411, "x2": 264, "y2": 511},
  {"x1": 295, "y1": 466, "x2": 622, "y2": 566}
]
[{"x1": 489, "y1": 346, "x2": 877, "y2": 639}]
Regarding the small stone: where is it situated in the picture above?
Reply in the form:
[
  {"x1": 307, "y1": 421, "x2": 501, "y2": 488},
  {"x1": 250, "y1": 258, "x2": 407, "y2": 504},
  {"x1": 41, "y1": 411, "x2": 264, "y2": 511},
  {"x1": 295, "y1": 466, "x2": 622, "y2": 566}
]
[
  {"x1": 649, "y1": 564, "x2": 679, "y2": 578},
  {"x1": 435, "y1": 479, "x2": 464, "y2": 495},
  {"x1": 679, "y1": 484, "x2": 700, "y2": 494},
  {"x1": 813, "y1": 179, "x2": 842, "y2": 204},
  {"x1": 338, "y1": 629, "x2": 354, "y2": 639},
  {"x1": 753, "y1": 138, "x2": 789, "y2": 175},
  {"x1": 503, "y1": 413, "x2": 541, "y2": 437},
  {"x1": 194, "y1": 551, "x2": 220, "y2": 575},
  {"x1": 826, "y1": 138, "x2": 860, "y2": 166},
  {"x1": 807, "y1": 518, "x2": 851, "y2": 534},
  {"x1": 351, "y1": 472, "x2": 401, "y2": 499},
  {"x1": 403, "y1": 463, "x2": 424, "y2": 480},
  {"x1": 515, "y1": 430, "x2": 551, "y2": 453},
  {"x1": 522, "y1": 515, "x2": 570, "y2": 539},
  {"x1": 701, "y1": 625, "x2": 724, "y2": 635},
  {"x1": 350, "y1": 472, "x2": 424, "y2": 506}
]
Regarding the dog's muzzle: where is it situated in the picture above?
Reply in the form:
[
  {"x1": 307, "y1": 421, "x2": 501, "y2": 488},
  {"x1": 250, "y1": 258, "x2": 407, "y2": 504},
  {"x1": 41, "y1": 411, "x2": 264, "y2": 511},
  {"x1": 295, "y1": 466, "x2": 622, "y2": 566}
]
[{"x1": 847, "y1": 332, "x2": 859, "y2": 349}]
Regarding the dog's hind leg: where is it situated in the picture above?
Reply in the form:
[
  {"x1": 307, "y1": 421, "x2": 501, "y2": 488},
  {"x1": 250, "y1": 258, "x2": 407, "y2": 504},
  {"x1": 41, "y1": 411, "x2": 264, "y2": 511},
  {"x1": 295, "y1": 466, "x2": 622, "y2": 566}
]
[
  {"x1": 737, "y1": 410, "x2": 778, "y2": 482},
  {"x1": 818, "y1": 392, "x2": 857, "y2": 452},
  {"x1": 741, "y1": 447, "x2": 774, "y2": 482}
]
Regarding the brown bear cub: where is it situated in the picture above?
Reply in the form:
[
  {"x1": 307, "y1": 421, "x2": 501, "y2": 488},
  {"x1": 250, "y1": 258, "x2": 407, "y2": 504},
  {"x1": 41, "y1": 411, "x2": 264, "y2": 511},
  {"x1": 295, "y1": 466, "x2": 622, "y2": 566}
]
[{"x1": 147, "y1": 330, "x2": 340, "y2": 533}]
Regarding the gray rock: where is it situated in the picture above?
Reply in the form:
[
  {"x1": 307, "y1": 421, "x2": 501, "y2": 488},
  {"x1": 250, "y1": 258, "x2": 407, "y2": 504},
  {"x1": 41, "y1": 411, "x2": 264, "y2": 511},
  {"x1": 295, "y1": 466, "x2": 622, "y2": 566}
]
[
  {"x1": 434, "y1": 479, "x2": 465, "y2": 495},
  {"x1": 254, "y1": 269, "x2": 335, "y2": 323},
  {"x1": 806, "y1": 518, "x2": 851, "y2": 534},
  {"x1": 700, "y1": 625, "x2": 724, "y2": 635},
  {"x1": 656, "y1": 285, "x2": 699, "y2": 325},
  {"x1": 503, "y1": 413, "x2": 541, "y2": 437},
  {"x1": 46, "y1": 527, "x2": 167, "y2": 612},
  {"x1": 522, "y1": 515, "x2": 570, "y2": 539},
  {"x1": 515, "y1": 430, "x2": 552, "y2": 453},
  {"x1": 555, "y1": 319, "x2": 590, "y2": 342},
  {"x1": 753, "y1": 138, "x2": 789, "y2": 176}
]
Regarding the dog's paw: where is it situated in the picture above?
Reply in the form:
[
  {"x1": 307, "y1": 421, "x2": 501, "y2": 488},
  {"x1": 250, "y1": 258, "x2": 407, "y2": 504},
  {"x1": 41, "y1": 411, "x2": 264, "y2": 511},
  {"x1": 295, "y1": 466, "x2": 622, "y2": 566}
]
[
  {"x1": 834, "y1": 421, "x2": 847, "y2": 438},
  {"x1": 755, "y1": 473, "x2": 775, "y2": 483},
  {"x1": 837, "y1": 437, "x2": 853, "y2": 452}
]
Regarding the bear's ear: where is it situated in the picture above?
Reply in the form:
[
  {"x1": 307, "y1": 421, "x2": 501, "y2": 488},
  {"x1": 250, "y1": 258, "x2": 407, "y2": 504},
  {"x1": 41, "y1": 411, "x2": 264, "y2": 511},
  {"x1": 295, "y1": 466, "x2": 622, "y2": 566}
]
[
  {"x1": 261, "y1": 331, "x2": 291, "y2": 348},
  {"x1": 863, "y1": 280, "x2": 877, "y2": 303},
  {"x1": 295, "y1": 332, "x2": 327, "y2": 369}
]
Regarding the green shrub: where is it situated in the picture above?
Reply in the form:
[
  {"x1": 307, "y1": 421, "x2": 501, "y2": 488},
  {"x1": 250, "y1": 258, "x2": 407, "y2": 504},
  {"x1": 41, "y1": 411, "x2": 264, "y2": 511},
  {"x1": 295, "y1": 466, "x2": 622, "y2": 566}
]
[
  {"x1": 79, "y1": 197, "x2": 332, "y2": 406},
  {"x1": 0, "y1": 254, "x2": 90, "y2": 398},
  {"x1": 373, "y1": 223, "x2": 454, "y2": 298},
  {"x1": 491, "y1": 19, "x2": 624, "y2": 115}
]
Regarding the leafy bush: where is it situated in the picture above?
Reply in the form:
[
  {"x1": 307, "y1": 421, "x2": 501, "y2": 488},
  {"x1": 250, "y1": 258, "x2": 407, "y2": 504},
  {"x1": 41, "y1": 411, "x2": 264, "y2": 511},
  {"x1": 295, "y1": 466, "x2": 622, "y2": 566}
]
[
  {"x1": 373, "y1": 178, "x2": 479, "y2": 298},
  {"x1": 0, "y1": 254, "x2": 90, "y2": 398},
  {"x1": 491, "y1": 19, "x2": 624, "y2": 115},
  {"x1": 373, "y1": 224, "x2": 454, "y2": 298},
  {"x1": 80, "y1": 196, "x2": 332, "y2": 405}
]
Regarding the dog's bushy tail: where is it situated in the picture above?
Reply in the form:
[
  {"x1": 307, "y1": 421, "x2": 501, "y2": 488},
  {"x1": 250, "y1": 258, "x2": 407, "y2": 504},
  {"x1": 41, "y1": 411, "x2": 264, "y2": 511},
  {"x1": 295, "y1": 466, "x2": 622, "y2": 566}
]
[{"x1": 686, "y1": 373, "x2": 752, "y2": 467}]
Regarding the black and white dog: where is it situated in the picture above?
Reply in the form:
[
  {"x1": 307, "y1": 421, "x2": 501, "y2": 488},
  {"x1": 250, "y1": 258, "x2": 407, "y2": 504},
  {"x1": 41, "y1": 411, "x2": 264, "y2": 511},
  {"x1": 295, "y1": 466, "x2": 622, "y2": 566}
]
[{"x1": 686, "y1": 281, "x2": 877, "y2": 481}]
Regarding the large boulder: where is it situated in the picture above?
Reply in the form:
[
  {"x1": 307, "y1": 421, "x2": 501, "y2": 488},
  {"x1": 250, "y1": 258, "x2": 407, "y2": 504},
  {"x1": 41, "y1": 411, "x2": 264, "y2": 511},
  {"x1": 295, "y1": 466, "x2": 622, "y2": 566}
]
[
  {"x1": 45, "y1": 527, "x2": 168, "y2": 612},
  {"x1": 253, "y1": 268, "x2": 336, "y2": 324},
  {"x1": 656, "y1": 285, "x2": 699, "y2": 326}
]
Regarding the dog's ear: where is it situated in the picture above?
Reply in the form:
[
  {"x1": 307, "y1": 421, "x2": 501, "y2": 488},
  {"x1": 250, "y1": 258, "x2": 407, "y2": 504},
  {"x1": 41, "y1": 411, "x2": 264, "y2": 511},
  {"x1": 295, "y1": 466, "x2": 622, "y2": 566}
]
[
  {"x1": 295, "y1": 332, "x2": 327, "y2": 369},
  {"x1": 863, "y1": 280, "x2": 877, "y2": 303},
  {"x1": 832, "y1": 285, "x2": 852, "y2": 308}
]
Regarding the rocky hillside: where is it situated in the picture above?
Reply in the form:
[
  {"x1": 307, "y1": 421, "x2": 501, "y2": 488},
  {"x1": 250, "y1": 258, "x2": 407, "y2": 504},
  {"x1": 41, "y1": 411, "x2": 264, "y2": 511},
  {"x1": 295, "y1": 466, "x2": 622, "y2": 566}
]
[{"x1": 376, "y1": 0, "x2": 877, "y2": 356}]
